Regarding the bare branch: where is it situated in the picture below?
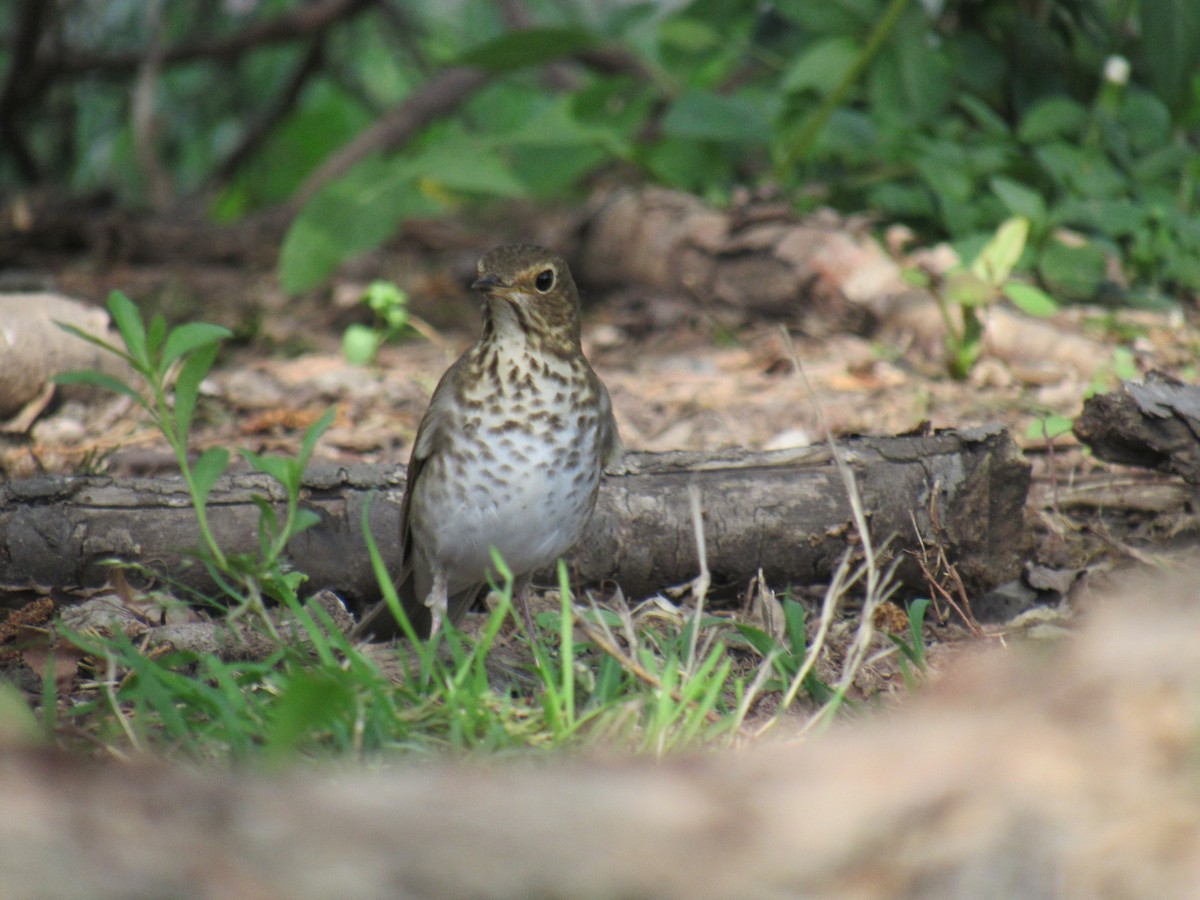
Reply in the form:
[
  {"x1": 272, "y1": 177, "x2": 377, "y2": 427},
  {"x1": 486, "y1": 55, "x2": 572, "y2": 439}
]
[{"x1": 288, "y1": 66, "x2": 492, "y2": 210}]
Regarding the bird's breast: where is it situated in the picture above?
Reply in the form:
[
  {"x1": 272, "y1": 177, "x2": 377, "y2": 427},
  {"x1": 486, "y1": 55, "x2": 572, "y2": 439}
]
[{"x1": 413, "y1": 355, "x2": 606, "y2": 584}]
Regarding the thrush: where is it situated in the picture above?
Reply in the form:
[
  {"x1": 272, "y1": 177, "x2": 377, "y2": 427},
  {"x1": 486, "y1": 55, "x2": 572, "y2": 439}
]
[{"x1": 354, "y1": 244, "x2": 622, "y2": 640}]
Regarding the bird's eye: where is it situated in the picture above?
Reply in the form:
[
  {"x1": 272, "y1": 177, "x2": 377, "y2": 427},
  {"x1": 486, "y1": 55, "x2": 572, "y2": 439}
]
[{"x1": 535, "y1": 269, "x2": 555, "y2": 292}]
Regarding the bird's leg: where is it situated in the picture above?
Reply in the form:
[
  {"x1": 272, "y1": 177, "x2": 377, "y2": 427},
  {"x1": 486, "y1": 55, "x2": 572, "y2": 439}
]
[
  {"x1": 425, "y1": 568, "x2": 449, "y2": 637},
  {"x1": 513, "y1": 574, "x2": 537, "y2": 639}
]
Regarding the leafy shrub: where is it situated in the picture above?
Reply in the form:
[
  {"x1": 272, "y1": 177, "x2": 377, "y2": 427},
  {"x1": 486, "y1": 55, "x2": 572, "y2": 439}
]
[{"x1": 10, "y1": 1, "x2": 1198, "y2": 305}]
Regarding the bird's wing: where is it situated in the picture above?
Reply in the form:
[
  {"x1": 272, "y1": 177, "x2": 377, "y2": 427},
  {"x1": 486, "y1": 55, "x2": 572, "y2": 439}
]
[
  {"x1": 596, "y1": 378, "x2": 625, "y2": 473},
  {"x1": 351, "y1": 371, "x2": 457, "y2": 640}
]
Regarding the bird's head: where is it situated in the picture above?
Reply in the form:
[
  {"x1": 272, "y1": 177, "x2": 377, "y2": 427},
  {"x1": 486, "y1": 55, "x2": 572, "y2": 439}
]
[{"x1": 472, "y1": 244, "x2": 583, "y2": 352}]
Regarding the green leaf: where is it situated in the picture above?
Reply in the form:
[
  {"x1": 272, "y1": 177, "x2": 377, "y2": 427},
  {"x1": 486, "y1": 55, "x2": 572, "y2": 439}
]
[
  {"x1": 1025, "y1": 415, "x2": 1074, "y2": 441},
  {"x1": 264, "y1": 669, "x2": 354, "y2": 758},
  {"x1": 640, "y1": 136, "x2": 732, "y2": 191},
  {"x1": 1052, "y1": 198, "x2": 1145, "y2": 239},
  {"x1": 53, "y1": 321, "x2": 131, "y2": 362},
  {"x1": 290, "y1": 507, "x2": 322, "y2": 537},
  {"x1": 458, "y1": 27, "x2": 596, "y2": 72},
  {"x1": 781, "y1": 36, "x2": 858, "y2": 95},
  {"x1": 500, "y1": 94, "x2": 630, "y2": 155},
  {"x1": 214, "y1": 81, "x2": 372, "y2": 215},
  {"x1": 658, "y1": 17, "x2": 719, "y2": 53},
  {"x1": 947, "y1": 307, "x2": 983, "y2": 379},
  {"x1": 732, "y1": 623, "x2": 778, "y2": 658},
  {"x1": 782, "y1": 598, "x2": 807, "y2": 659},
  {"x1": 279, "y1": 157, "x2": 441, "y2": 294},
  {"x1": 251, "y1": 495, "x2": 282, "y2": 546},
  {"x1": 280, "y1": 135, "x2": 526, "y2": 295},
  {"x1": 1138, "y1": 0, "x2": 1200, "y2": 113},
  {"x1": 989, "y1": 177, "x2": 1046, "y2": 224},
  {"x1": 296, "y1": 407, "x2": 335, "y2": 471},
  {"x1": 0, "y1": 681, "x2": 42, "y2": 743},
  {"x1": 1003, "y1": 282, "x2": 1058, "y2": 317},
  {"x1": 173, "y1": 342, "x2": 220, "y2": 440},
  {"x1": 242, "y1": 451, "x2": 293, "y2": 487},
  {"x1": 972, "y1": 217, "x2": 1029, "y2": 285},
  {"x1": 191, "y1": 447, "x2": 230, "y2": 508},
  {"x1": 956, "y1": 94, "x2": 1010, "y2": 137},
  {"x1": 1017, "y1": 97, "x2": 1088, "y2": 143},
  {"x1": 54, "y1": 370, "x2": 145, "y2": 407},
  {"x1": 162, "y1": 323, "x2": 233, "y2": 369},
  {"x1": 1038, "y1": 237, "x2": 1108, "y2": 302},
  {"x1": 661, "y1": 88, "x2": 771, "y2": 143},
  {"x1": 405, "y1": 141, "x2": 526, "y2": 197},
  {"x1": 907, "y1": 598, "x2": 929, "y2": 661},
  {"x1": 342, "y1": 324, "x2": 382, "y2": 366},
  {"x1": 146, "y1": 314, "x2": 167, "y2": 362},
  {"x1": 106, "y1": 292, "x2": 148, "y2": 367},
  {"x1": 772, "y1": 0, "x2": 874, "y2": 32},
  {"x1": 1117, "y1": 89, "x2": 1173, "y2": 152},
  {"x1": 1034, "y1": 143, "x2": 1125, "y2": 199},
  {"x1": 945, "y1": 270, "x2": 994, "y2": 308},
  {"x1": 868, "y1": 8, "x2": 952, "y2": 124}
]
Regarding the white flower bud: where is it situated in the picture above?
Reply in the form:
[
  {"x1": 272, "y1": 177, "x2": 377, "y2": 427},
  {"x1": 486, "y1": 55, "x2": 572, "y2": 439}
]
[{"x1": 1104, "y1": 55, "x2": 1131, "y2": 86}]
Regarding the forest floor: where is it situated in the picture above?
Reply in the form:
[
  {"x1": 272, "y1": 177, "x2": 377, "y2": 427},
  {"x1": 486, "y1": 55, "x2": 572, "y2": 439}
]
[{"x1": 4, "y1": 206, "x2": 1199, "y2": 705}]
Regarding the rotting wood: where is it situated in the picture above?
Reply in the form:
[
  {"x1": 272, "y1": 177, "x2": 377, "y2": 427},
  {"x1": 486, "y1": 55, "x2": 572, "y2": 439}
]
[
  {"x1": 1075, "y1": 370, "x2": 1200, "y2": 485},
  {"x1": 576, "y1": 186, "x2": 901, "y2": 328},
  {"x1": 0, "y1": 427, "x2": 1029, "y2": 613}
]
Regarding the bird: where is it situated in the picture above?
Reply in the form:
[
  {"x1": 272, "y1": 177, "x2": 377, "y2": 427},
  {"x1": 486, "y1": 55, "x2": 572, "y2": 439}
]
[{"x1": 353, "y1": 244, "x2": 622, "y2": 640}]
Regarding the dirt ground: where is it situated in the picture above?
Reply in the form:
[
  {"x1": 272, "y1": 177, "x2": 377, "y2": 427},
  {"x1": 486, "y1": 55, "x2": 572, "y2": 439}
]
[{"x1": 4, "y1": 209, "x2": 1199, "y2": 698}]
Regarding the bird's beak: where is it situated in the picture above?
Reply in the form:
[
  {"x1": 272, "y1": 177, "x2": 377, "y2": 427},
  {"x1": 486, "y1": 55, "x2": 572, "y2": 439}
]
[{"x1": 472, "y1": 274, "x2": 506, "y2": 294}]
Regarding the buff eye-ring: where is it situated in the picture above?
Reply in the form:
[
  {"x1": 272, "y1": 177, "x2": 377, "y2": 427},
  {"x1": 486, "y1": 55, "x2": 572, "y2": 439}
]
[{"x1": 535, "y1": 268, "x2": 555, "y2": 292}]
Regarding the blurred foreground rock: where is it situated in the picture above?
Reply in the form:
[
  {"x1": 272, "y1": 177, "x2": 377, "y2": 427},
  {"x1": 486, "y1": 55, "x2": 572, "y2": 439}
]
[{"x1": 3, "y1": 567, "x2": 1199, "y2": 898}]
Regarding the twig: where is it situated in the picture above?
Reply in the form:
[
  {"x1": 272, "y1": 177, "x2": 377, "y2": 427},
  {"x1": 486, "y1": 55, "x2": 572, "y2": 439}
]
[
  {"x1": 288, "y1": 66, "x2": 492, "y2": 210},
  {"x1": 763, "y1": 326, "x2": 899, "y2": 733},
  {"x1": 577, "y1": 593, "x2": 723, "y2": 726},
  {"x1": 103, "y1": 641, "x2": 141, "y2": 752},
  {"x1": 909, "y1": 510, "x2": 986, "y2": 638},
  {"x1": 684, "y1": 483, "x2": 709, "y2": 675},
  {"x1": 286, "y1": 42, "x2": 660, "y2": 213}
]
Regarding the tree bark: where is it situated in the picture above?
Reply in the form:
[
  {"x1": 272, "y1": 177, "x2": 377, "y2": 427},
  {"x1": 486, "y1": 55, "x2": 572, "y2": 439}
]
[
  {"x1": 0, "y1": 427, "x2": 1029, "y2": 611},
  {"x1": 1074, "y1": 371, "x2": 1200, "y2": 485}
]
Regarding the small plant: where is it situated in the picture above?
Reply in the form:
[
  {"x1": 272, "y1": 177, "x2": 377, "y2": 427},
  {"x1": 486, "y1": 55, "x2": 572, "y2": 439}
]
[
  {"x1": 342, "y1": 281, "x2": 412, "y2": 366},
  {"x1": 55, "y1": 291, "x2": 333, "y2": 625},
  {"x1": 735, "y1": 596, "x2": 833, "y2": 705},
  {"x1": 888, "y1": 597, "x2": 931, "y2": 691},
  {"x1": 907, "y1": 217, "x2": 1059, "y2": 379},
  {"x1": 56, "y1": 292, "x2": 234, "y2": 567},
  {"x1": 1026, "y1": 414, "x2": 1075, "y2": 443}
]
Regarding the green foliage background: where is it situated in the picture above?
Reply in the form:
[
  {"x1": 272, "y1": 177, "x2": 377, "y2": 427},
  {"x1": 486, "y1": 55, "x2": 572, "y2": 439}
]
[{"x1": 6, "y1": 0, "x2": 1199, "y2": 305}]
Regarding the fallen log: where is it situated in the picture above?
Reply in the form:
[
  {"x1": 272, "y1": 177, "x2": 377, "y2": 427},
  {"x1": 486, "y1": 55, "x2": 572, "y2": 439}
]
[
  {"x1": 0, "y1": 426, "x2": 1029, "y2": 611},
  {"x1": 577, "y1": 186, "x2": 898, "y2": 326}
]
